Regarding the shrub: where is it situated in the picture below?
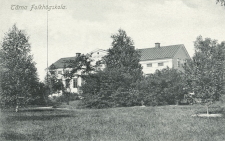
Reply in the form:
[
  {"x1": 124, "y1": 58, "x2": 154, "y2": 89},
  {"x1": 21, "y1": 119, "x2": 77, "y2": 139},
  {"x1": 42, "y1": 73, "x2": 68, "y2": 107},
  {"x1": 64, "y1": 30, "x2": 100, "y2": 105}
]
[
  {"x1": 81, "y1": 90, "x2": 114, "y2": 109},
  {"x1": 81, "y1": 68, "x2": 186, "y2": 108},
  {"x1": 112, "y1": 88, "x2": 141, "y2": 107},
  {"x1": 135, "y1": 68, "x2": 185, "y2": 106}
]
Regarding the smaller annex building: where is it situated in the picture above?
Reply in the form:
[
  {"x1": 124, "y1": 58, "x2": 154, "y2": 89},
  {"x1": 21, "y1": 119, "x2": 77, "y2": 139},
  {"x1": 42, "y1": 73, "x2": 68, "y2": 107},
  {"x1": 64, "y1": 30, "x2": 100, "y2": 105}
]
[{"x1": 139, "y1": 43, "x2": 191, "y2": 75}]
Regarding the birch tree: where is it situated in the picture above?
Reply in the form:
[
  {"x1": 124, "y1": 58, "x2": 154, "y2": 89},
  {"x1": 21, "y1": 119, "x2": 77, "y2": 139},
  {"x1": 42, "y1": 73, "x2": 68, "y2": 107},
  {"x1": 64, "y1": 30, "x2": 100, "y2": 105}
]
[
  {"x1": 184, "y1": 36, "x2": 225, "y2": 115},
  {"x1": 0, "y1": 25, "x2": 39, "y2": 111}
]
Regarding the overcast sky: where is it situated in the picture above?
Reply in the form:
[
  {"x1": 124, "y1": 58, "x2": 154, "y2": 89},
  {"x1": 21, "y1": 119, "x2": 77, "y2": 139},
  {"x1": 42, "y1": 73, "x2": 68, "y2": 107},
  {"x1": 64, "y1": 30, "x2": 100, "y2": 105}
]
[{"x1": 1, "y1": 0, "x2": 225, "y2": 81}]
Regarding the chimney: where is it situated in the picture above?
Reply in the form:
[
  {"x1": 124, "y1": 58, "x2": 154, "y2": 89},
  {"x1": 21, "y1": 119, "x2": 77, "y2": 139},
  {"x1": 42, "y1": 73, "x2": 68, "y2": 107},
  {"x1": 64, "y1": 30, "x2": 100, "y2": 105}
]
[
  {"x1": 155, "y1": 43, "x2": 160, "y2": 48},
  {"x1": 76, "y1": 53, "x2": 81, "y2": 57}
]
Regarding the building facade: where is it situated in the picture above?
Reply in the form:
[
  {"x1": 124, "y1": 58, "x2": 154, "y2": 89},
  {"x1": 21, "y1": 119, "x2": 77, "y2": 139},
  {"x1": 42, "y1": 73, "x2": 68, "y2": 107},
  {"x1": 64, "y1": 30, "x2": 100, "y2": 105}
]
[
  {"x1": 48, "y1": 49, "x2": 108, "y2": 94},
  {"x1": 139, "y1": 43, "x2": 191, "y2": 75},
  {"x1": 48, "y1": 43, "x2": 190, "y2": 94}
]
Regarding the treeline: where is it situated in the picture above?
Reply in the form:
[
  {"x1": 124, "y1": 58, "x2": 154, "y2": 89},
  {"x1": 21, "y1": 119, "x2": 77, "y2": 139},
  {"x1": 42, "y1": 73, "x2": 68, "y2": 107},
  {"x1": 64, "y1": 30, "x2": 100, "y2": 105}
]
[
  {"x1": 80, "y1": 30, "x2": 225, "y2": 109},
  {"x1": 81, "y1": 68, "x2": 185, "y2": 108},
  {"x1": 1, "y1": 25, "x2": 224, "y2": 110}
]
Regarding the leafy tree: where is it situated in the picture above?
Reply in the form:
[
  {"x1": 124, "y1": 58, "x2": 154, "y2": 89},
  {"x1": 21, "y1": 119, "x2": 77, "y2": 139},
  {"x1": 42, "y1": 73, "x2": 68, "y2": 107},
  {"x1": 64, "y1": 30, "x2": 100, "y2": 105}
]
[
  {"x1": 45, "y1": 65, "x2": 64, "y2": 96},
  {"x1": 135, "y1": 68, "x2": 185, "y2": 106},
  {"x1": 63, "y1": 53, "x2": 94, "y2": 77},
  {"x1": 216, "y1": 0, "x2": 225, "y2": 6},
  {"x1": 184, "y1": 36, "x2": 225, "y2": 115},
  {"x1": 0, "y1": 58, "x2": 6, "y2": 107},
  {"x1": 81, "y1": 29, "x2": 143, "y2": 108},
  {"x1": 81, "y1": 70, "x2": 114, "y2": 108},
  {"x1": 46, "y1": 53, "x2": 94, "y2": 105},
  {"x1": 81, "y1": 69, "x2": 139, "y2": 108},
  {"x1": 0, "y1": 25, "x2": 39, "y2": 111},
  {"x1": 104, "y1": 29, "x2": 143, "y2": 88},
  {"x1": 63, "y1": 53, "x2": 94, "y2": 105},
  {"x1": 29, "y1": 82, "x2": 49, "y2": 105}
]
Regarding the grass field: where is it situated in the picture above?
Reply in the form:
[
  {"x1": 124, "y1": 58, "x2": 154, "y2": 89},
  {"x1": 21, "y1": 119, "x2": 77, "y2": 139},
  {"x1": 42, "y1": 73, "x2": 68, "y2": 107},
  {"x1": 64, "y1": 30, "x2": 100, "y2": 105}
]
[{"x1": 0, "y1": 103, "x2": 225, "y2": 141}]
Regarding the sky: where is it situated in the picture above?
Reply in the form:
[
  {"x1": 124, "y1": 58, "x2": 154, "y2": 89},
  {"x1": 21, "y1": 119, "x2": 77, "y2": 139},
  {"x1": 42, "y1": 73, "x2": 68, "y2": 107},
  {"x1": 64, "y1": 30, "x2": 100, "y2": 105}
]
[{"x1": 1, "y1": 0, "x2": 225, "y2": 81}]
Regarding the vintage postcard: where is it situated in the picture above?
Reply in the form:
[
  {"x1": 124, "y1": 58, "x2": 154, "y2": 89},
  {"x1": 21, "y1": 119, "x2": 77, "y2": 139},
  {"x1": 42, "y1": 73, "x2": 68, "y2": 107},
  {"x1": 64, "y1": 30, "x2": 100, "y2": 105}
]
[{"x1": 0, "y1": 0, "x2": 225, "y2": 140}]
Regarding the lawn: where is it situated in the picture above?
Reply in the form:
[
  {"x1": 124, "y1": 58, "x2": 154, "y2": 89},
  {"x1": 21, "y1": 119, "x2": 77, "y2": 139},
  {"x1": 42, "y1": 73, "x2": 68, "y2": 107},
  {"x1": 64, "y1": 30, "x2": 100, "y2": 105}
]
[{"x1": 0, "y1": 104, "x2": 225, "y2": 141}]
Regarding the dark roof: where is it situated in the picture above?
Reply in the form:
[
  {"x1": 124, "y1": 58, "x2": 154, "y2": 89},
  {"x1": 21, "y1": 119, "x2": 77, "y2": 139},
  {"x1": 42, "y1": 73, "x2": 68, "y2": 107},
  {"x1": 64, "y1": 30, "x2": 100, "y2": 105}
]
[
  {"x1": 50, "y1": 57, "x2": 76, "y2": 69},
  {"x1": 138, "y1": 44, "x2": 186, "y2": 61},
  {"x1": 50, "y1": 44, "x2": 189, "y2": 69}
]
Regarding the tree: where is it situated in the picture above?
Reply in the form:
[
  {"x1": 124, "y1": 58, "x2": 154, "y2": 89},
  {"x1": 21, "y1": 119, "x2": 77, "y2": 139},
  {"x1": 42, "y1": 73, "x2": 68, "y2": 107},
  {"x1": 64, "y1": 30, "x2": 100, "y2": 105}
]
[
  {"x1": 81, "y1": 70, "x2": 115, "y2": 108},
  {"x1": 216, "y1": 0, "x2": 225, "y2": 6},
  {"x1": 81, "y1": 29, "x2": 143, "y2": 108},
  {"x1": 104, "y1": 29, "x2": 143, "y2": 88},
  {"x1": 64, "y1": 53, "x2": 94, "y2": 105},
  {"x1": 184, "y1": 36, "x2": 225, "y2": 115},
  {"x1": 45, "y1": 64, "x2": 64, "y2": 96},
  {"x1": 0, "y1": 57, "x2": 5, "y2": 107},
  {"x1": 29, "y1": 82, "x2": 49, "y2": 105},
  {"x1": 135, "y1": 67, "x2": 185, "y2": 106},
  {"x1": 0, "y1": 25, "x2": 39, "y2": 111},
  {"x1": 46, "y1": 53, "x2": 94, "y2": 105}
]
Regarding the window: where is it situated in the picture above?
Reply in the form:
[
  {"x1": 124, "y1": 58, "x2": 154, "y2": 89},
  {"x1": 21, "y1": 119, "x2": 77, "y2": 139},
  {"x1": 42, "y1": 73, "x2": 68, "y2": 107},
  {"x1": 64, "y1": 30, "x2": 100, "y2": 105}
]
[
  {"x1": 73, "y1": 78, "x2": 78, "y2": 88},
  {"x1": 177, "y1": 58, "x2": 180, "y2": 67},
  {"x1": 58, "y1": 70, "x2": 62, "y2": 74},
  {"x1": 147, "y1": 63, "x2": 152, "y2": 67},
  {"x1": 158, "y1": 62, "x2": 164, "y2": 66}
]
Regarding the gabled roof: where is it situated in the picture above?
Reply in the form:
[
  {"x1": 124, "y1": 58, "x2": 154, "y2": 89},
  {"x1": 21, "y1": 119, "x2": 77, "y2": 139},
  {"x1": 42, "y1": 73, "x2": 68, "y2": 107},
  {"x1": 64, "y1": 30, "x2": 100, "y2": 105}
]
[
  {"x1": 50, "y1": 57, "x2": 76, "y2": 69},
  {"x1": 50, "y1": 44, "x2": 190, "y2": 69},
  {"x1": 50, "y1": 49, "x2": 108, "y2": 69},
  {"x1": 90, "y1": 48, "x2": 107, "y2": 54},
  {"x1": 138, "y1": 44, "x2": 187, "y2": 61}
]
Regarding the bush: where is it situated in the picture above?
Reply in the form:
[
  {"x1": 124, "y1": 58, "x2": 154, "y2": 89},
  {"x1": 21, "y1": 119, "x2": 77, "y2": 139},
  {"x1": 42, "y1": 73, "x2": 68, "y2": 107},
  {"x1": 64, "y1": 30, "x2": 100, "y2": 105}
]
[
  {"x1": 81, "y1": 69, "x2": 143, "y2": 108},
  {"x1": 135, "y1": 68, "x2": 185, "y2": 106},
  {"x1": 112, "y1": 88, "x2": 141, "y2": 107},
  {"x1": 81, "y1": 67, "x2": 185, "y2": 108},
  {"x1": 81, "y1": 90, "x2": 114, "y2": 109}
]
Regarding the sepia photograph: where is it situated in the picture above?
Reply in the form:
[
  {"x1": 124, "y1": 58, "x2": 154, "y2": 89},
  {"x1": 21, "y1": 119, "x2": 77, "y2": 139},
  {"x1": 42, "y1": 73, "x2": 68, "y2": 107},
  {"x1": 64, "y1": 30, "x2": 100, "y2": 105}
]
[{"x1": 0, "y1": 0, "x2": 225, "y2": 140}]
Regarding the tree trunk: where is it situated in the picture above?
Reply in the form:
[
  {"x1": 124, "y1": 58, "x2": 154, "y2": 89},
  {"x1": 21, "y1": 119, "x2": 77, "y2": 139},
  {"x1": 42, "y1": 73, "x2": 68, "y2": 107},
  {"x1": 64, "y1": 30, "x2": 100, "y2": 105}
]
[
  {"x1": 175, "y1": 100, "x2": 179, "y2": 105},
  {"x1": 16, "y1": 98, "x2": 19, "y2": 112},
  {"x1": 67, "y1": 93, "x2": 70, "y2": 105},
  {"x1": 66, "y1": 87, "x2": 71, "y2": 105},
  {"x1": 43, "y1": 92, "x2": 48, "y2": 106},
  {"x1": 15, "y1": 104, "x2": 19, "y2": 112},
  {"x1": 206, "y1": 105, "x2": 209, "y2": 116}
]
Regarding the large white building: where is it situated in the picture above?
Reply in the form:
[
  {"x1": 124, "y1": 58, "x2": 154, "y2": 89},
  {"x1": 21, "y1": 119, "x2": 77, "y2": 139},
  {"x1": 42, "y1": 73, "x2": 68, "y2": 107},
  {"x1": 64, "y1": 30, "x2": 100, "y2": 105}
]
[
  {"x1": 48, "y1": 43, "x2": 190, "y2": 94},
  {"x1": 48, "y1": 49, "x2": 108, "y2": 94}
]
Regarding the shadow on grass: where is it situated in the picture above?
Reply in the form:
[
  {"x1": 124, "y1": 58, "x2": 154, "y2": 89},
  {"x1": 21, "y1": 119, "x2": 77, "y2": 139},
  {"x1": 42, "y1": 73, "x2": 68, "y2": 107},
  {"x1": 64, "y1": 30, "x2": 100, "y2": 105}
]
[
  {"x1": 197, "y1": 107, "x2": 224, "y2": 114},
  {"x1": 6, "y1": 114, "x2": 74, "y2": 121},
  {"x1": 21, "y1": 108, "x2": 55, "y2": 112},
  {"x1": 1, "y1": 108, "x2": 55, "y2": 113},
  {"x1": 1, "y1": 131, "x2": 28, "y2": 140}
]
